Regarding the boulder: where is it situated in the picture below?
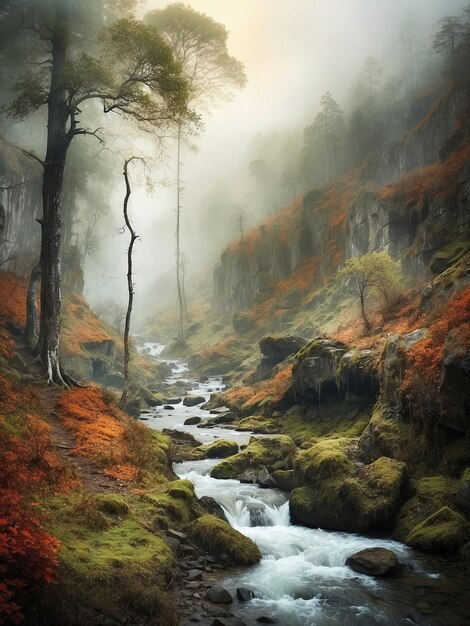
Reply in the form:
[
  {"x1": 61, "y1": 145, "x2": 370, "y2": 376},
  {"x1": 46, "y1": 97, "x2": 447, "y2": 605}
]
[
  {"x1": 201, "y1": 440, "x2": 239, "y2": 459},
  {"x1": 346, "y1": 547, "x2": 398, "y2": 576},
  {"x1": 205, "y1": 586, "x2": 233, "y2": 604},
  {"x1": 165, "y1": 397, "x2": 182, "y2": 405},
  {"x1": 186, "y1": 514, "x2": 261, "y2": 565},
  {"x1": 256, "y1": 335, "x2": 307, "y2": 379},
  {"x1": 393, "y1": 476, "x2": 457, "y2": 542},
  {"x1": 406, "y1": 506, "x2": 470, "y2": 553},
  {"x1": 210, "y1": 435, "x2": 296, "y2": 480},
  {"x1": 257, "y1": 466, "x2": 277, "y2": 488},
  {"x1": 183, "y1": 396, "x2": 206, "y2": 407},
  {"x1": 292, "y1": 338, "x2": 347, "y2": 402},
  {"x1": 184, "y1": 416, "x2": 202, "y2": 426},
  {"x1": 237, "y1": 587, "x2": 255, "y2": 602},
  {"x1": 273, "y1": 469, "x2": 296, "y2": 492},
  {"x1": 163, "y1": 405, "x2": 175, "y2": 410},
  {"x1": 213, "y1": 412, "x2": 237, "y2": 424},
  {"x1": 290, "y1": 455, "x2": 408, "y2": 534},
  {"x1": 198, "y1": 496, "x2": 228, "y2": 522}
]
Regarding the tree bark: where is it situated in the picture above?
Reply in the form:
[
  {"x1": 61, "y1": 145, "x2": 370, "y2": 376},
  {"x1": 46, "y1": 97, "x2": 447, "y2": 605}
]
[
  {"x1": 24, "y1": 263, "x2": 41, "y2": 346},
  {"x1": 37, "y1": 1, "x2": 73, "y2": 385},
  {"x1": 175, "y1": 120, "x2": 185, "y2": 344},
  {"x1": 120, "y1": 159, "x2": 138, "y2": 409}
]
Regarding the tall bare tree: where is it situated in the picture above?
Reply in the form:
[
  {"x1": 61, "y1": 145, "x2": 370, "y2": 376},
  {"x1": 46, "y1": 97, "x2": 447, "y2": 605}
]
[
  {"x1": 146, "y1": 3, "x2": 246, "y2": 344},
  {"x1": 1, "y1": 0, "x2": 188, "y2": 384}
]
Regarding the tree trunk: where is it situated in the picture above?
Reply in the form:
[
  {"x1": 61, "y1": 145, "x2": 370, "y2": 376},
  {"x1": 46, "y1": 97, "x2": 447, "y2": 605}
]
[
  {"x1": 175, "y1": 120, "x2": 185, "y2": 344},
  {"x1": 37, "y1": 2, "x2": 73, "y2": 385},
  {"x1": 24, "y1": 264, "x2": 41, "y2": 346},
  {"x1": 120, "y1": 159, "x2": 138, "y2": 409},
  {"x1": 359, "y1": 290, "x2": 371, "y2": 331}
]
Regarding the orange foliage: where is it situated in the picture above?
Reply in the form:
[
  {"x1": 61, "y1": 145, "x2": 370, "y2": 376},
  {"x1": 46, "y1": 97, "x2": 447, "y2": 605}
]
[
  {"x1": 219, "y1": 364, "x2": 293, "y2": 413},
  {"x1": 0, "y1": 272, "x2": 27, "y2": 328},
  {"x1": 56, "y1": 387, "x2": 151, "y2": 482},
  {"x1": 402, "y1": 286, "x2": 470, "y2": 417},
  {"x1": 61, "y1": 294, "x2": 113, "y2": 356}
]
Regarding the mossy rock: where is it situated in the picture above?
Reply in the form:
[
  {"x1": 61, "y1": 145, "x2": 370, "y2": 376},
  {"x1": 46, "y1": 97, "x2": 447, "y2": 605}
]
[
  {"x1": 293, "y1": 437, "x2": 355, "y2": 484},
  {"x1": 393, "y1": 476, "x2": 457, "y2": 542},
  {"x1": 210, "y1": 435, "x2": 296, "y2": 480},
  {"x1": 273, "y1": 469, "x2": 296, "y2": 492},
  {"x1": 430, "y1": 240, "x2": 470, "y2": 274},
  {"x1": 165, "y1": 479, "x2": 195, "y2": 502},
  {"x1": 359, "y1": 405, "x2": 408, "y2": 462},
  {"x1": 406, "y1": 506, "x2": 470, "y2": 554},
  {"x1": 199, "y1": 439, "x2": 239, "y2": 459},
  {"x1": 439, "y1": 438, "x2": 470, "y2": 477},
  {"x1": 186, "y1": 514, "x2": 261, "y2": 566},
  {"x1": 290, "y1": 456, "x2": 408, "y2": 533},
  {"x1": 95, "y1": 494, "x2": 130, "y2": 516}
]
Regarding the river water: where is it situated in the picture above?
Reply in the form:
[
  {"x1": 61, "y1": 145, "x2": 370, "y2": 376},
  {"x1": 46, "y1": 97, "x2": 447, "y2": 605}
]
[{"x1": 140, "y1": 343, "x2": 470, "y2": 626}]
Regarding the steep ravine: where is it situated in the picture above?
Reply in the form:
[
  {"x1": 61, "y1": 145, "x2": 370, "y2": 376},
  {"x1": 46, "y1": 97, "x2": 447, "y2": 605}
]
[{"x1": 139, "y1": 343, "x2": 470, "y2": 626}]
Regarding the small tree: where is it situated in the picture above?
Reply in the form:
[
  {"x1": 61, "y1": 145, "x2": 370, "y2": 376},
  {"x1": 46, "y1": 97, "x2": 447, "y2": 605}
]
[{"x1": 337, "y1": 251, "x2": 404, "y2": 330}]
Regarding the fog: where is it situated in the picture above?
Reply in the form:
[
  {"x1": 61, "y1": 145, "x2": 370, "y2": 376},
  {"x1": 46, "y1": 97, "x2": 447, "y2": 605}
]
[
  {"x1": 2, "y1": 0, "x2": 467, "y2": 326},
  {"x1": 93, "y1": 0, "x2": 463, "y2": 326}
]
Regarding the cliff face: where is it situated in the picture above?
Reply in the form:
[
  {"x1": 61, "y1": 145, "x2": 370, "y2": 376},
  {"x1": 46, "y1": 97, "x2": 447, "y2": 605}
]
[{"x1": 213, "y1": 86, "x2": 470, "y2": 315}]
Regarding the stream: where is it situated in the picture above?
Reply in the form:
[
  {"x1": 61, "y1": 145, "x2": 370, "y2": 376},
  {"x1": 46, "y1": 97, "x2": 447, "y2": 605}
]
[{"x1": 139, "y1": 343, "x2": 470, "y2": 626}]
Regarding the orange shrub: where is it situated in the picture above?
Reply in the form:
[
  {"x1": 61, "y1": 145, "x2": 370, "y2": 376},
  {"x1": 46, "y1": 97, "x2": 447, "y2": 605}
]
[{"x1": 0, "y1": 272, "x2": 27, "y2": 328}]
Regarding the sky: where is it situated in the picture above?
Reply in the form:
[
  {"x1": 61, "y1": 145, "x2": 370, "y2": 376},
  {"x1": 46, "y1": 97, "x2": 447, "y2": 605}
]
[{"x1": 86, "y1": 0, "x2": 469, "y2": 317}]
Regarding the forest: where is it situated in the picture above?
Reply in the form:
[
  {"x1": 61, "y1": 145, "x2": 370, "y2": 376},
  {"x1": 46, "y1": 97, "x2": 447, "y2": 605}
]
[{"x1": 0, "y1": 1, "x2": 470, "y2": 625}]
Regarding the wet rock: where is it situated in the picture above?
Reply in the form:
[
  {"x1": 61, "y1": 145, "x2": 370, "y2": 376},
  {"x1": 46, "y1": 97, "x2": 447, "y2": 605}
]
[
  {"x1": 239, "y1": 470, "x2": 258, "y2": 484},
  {"x1": 198, "y1": 496, "x2": 228, "y2": 521},
  {"x1": 167, "y1": 528, "x2": 188, "y2": 542},
  {"x1": 346, "y1": 547, "x2": 398, "y2": 576},
  {"x1": 184, "y1": 416, "x2": 202, "y2": 425},
  {"x1": 205, "y1": 586, "x2": 233, "y2": 604},
  {"x1": 236, "y1": 588, "x2": 255, "y2": 602},
  {"x1": 165, "y1": 536, "x2": 180, "y2": 553},
  {"x1": 255, "y1": 335, "x2": 308, "y2": 379},
  {"x1": 164, "y1": 405, "x2": 175, "y2": 410},
  {"x1": 213, "y1": 412, "x2": 237, "y2": 424},
  {"x1": 165, "y1": 397, "x2": 182, "y2": 404},
  {"x1": 184, "y1": 396, "x2": 206, "y2": 407},
  {"x1": 257, "y1": 466, "x2": 276, "y2": 488},
  {"x1": 256, "y1": 617, "x2": 277, "y2": 624},
  {"x1": 186, "y1": 569, "x2": 204, "y2": 581}
]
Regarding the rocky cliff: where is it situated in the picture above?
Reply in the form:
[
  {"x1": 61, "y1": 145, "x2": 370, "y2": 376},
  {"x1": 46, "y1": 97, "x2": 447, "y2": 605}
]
[{"x1": 213, "y1": 85, "x2": 470, "y2": 316}]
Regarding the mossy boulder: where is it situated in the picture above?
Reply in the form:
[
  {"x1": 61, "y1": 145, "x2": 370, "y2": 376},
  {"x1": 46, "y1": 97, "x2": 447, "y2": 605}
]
[
  {"x1": 210, "y1": 435, "x2": 296, "y2": 480},
  {"x1": 95, "y1": 494, "x2": 130, "y2": 516},
  {"x1": 199, "y1": 440, "x2": 239, "y2": 459},
  {"x1": 430, "y1": 240, "x2": 470, "y2": 274},
  {"x1": 293, "y1": 438, "x2": 355, "y2": 484},
  {"x1": 290, "y1": 456, "x2": 408, "y2": 533},
  {"x1": 359, "y1": 405, "x2": 408, "y2": 462},
  {"x1": 406, "y1": 506, "x2": 470, "y2": 554},
  {"x1": 186, "y1": 514, "x2": 261, "y2": 566},
  {"x1": 273, "y1": 469, "x2": 296, "y2": 492},
  {"x1": 393, "y1": 476, "x2": 457, "y2": 542}
]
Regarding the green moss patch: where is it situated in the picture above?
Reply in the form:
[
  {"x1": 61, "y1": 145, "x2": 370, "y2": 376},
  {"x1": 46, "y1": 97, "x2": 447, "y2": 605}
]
[
  {"x1": 199, "y1": 439, "x2": 239, "y2": 459},
  {"x1": 393, "y1": 475, "x2": 457, "y2": 542},
  {"x1": 406, "y1": 506, "x2": 470, "y2": 553},
  {"x1": 95, "y1": 494, "x2": 130, "y2": 516},
  {"x1": 210, "y1": 435, "x2": 296, "y2": 479},
  {"x1": 293, "y1": 437, "x2": 355, "y2": 483},
  {"x1": 186, "y1": 514, "x2": 261, "y2": 565}
]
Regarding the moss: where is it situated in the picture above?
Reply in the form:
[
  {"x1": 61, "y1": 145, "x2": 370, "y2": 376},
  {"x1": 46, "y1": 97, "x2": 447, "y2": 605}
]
[
  {"x1": 273, "y1": 469, "x2": 296, "y2": 491},
  {"x1": 199, "y1": 439, "x2": 239, "y2": 459},
  {"x1": 186, "y1": 514, "x2": 261, "y2": 565},
  {"x1": 406, "y1": 506, "x2": 470, "y2": 554},
  {"x1": 430, "y1": 240, "x2": 470, "y2": 275},
  {"x1": 95, "y1": 494, "x2": 130, "y2": 516},
  {"x1": 165, "y1": 479, "x2": 195, "y2": 502},
  {"x1": 237, "y1": 415, "x2": 278, "y2": 433},
  {"x1": 293, "y1": 437, "x2": 355, "y2": 484},
  {"x1": 210, "y1": 435, "x2": 296, "y2": 480},
  {"x1": 290, "y1": 456, "x2": 407, "y2": 533},
  {"x1": 393, "y1": 476, "x2": 457, "y2": 542},
  {"x1": 44, "y1": 493, "x2": 178, "y2": 623}
]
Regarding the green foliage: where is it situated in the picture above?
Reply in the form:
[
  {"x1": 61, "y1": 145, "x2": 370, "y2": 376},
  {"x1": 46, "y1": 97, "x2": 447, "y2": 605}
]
[{"x1": 337, "y1": 251, "x2": 404, "y2": 328}]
